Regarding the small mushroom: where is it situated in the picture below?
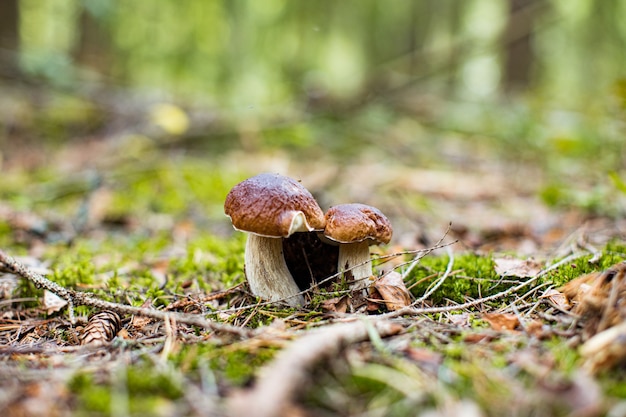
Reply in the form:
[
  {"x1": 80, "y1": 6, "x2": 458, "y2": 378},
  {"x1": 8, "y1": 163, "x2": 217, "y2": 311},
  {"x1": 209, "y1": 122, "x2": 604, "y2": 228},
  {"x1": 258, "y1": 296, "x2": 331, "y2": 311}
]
[
  {"x1": 224, "y1": 173, "x2": 325, "y2": 306},
  {"x1": 322, "y1": 203, "x2": 392, "y2": 289}
]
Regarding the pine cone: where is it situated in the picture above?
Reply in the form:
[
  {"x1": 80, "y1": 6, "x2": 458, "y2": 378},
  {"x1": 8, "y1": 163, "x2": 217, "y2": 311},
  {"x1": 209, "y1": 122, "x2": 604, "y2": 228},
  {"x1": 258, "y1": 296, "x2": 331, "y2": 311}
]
[{"x1": 80, "y1": 310, "x2": 122, "y2": 346}]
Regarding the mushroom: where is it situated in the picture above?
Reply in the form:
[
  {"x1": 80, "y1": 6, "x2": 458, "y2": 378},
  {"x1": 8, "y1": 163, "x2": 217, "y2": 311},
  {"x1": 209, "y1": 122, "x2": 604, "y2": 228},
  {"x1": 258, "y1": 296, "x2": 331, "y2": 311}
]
[
  {"x1": 224, "y1": 173, "x2": 325, "y2": 306},
  {"x1": 322, "y1": 203, "x2": 392, "y2": 290}
]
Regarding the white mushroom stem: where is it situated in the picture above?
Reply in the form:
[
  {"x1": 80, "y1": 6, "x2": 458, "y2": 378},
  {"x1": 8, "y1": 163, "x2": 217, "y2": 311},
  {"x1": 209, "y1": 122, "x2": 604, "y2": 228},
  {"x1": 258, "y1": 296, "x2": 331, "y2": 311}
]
[
  {"x1": 245, "y1": 234, "x2": 304, "y2": 307},
  {"x1": 337, "y1": 241, "x2": 373, "y2": 290}
]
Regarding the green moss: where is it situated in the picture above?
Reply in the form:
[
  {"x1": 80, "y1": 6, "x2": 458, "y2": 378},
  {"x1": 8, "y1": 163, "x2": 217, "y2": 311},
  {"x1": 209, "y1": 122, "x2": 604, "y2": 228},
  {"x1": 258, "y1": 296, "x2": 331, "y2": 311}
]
[
  {"x1": 542, "y1": 337, "x2": 580, "y2": 374},
  {"x1": 546, "y1": 243, "x2": 626, "y2": 287},
  {"x1": 107, "y1": 159, "x2": 237, "y2": 219},
  {"x1": 0, "y1": 220, "x2": 15, "y2": 247},
  {"x1": 400, "y1": 243, "x2": 626, "y2": 307},
  {"x1": 169, "y1": 234, "x2": 246, "y2": 291},
  {"x1": 68, "y1": 373, "x2": 111, "y2": 415},
  {"x1": 69, "y1": 360, "x2": 184, "y2": 417},
  {"x1": 50, "y1": 259, "x2": 96, "y2": 287},
  {"x1": 171, "y1": 342, "x2": 277, "y2": 387},
  {"x1": 126, "y1": 367, "x2": 183, "y2": 398},
  {"x1": 601, "y1": 374, "x2": 626, "y2": 398},
  {"x1": 404, "y1": 252, "x2": 497, "y2": 305}
]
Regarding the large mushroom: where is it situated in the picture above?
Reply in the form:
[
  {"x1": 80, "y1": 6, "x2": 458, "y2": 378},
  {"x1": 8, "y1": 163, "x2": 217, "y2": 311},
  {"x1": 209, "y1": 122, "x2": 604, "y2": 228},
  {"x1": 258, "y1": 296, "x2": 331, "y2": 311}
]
[
  {"x1": 224, "y1": 173, "x2": 325, "y2": 306},
  {"x1": 322, "y1": 203, "x2": 392, "y2": 290}
]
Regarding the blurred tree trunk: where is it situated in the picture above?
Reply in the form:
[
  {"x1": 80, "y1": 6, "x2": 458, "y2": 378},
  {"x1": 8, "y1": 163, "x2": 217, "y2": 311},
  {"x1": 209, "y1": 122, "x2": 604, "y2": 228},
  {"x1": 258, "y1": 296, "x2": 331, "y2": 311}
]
[
  {"x1": 0, "y1": 0, "x2": 20, "y2": 79},
  {"x1": 503, "y1": 0, "x2": 538, "y2": 91},
  {"x1": 74, "y1": 6, "x2": 113, "y2": 77},
  {"x1": 445, "y1": 2, "x2": 463, "y2": 94}
]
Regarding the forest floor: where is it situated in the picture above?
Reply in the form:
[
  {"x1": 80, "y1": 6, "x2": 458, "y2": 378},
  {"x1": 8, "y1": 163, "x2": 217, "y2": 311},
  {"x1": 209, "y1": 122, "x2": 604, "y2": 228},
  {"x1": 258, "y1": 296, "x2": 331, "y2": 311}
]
[{"x1": 0, "y1": 86, "x2": 625, "y2": 417}]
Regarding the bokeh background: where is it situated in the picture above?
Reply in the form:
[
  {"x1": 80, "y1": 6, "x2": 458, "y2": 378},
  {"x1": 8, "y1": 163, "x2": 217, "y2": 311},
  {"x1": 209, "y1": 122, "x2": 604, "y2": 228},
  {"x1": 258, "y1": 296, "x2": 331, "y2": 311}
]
[{"x1": 0, "y1": 0, "x2": 625, "y2": 251}]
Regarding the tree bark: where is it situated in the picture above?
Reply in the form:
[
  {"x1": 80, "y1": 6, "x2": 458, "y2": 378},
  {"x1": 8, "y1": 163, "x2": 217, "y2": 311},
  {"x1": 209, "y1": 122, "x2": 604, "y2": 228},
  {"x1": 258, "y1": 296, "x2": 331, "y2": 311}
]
[
  {"x1": 0, "y1": 0, "x2": 20, "y2": 79},
  {"x1": 503, "y1": 0, "x2": 539, "y2": 92},
  {"x1": 74, "y1": 5, "x2": 113, "y2": 76}
]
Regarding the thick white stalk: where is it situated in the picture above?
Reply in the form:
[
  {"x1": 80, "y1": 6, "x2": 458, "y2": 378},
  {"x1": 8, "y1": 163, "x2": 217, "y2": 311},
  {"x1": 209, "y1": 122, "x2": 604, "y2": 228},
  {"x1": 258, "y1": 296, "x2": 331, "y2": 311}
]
[
  {"x1": 337, "y1": 241, "x2": 373, "y2": 290},
  {"x1": 245, "y1": 234, "x2": 304, "y2": 307}
]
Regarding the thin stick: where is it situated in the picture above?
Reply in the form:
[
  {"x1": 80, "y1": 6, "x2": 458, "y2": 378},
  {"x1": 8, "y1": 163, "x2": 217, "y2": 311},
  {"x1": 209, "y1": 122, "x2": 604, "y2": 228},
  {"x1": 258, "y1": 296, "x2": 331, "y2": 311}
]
[
  {"x1": 401, "y1": 222, "x2": 453, "y2": 280},
  {"x1": 0, "y1": 249, "x2": 252, "y2": 338},
  {"x1": 414, "y1": 245, "x2": 454, "y2": 305},
  {"x1": 380, "y1": 251, "x2": 589, "y2": 319}
]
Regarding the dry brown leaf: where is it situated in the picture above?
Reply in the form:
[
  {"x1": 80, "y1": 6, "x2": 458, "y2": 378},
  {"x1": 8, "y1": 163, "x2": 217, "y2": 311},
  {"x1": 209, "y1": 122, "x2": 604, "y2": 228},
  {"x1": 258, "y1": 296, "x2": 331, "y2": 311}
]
[
  {"x1": 403, "y1": 347, "x2": 443, "y2": 369},
  {"x1": 483, "y1": 312, "x2": 519, "y2": 331},
  {"x1": 131, "y1": 314, "x2": 153, "y2": 329},
  {"x1": 373, "y1": 271, "x2": 411, "y2": 311},
  {"x1": 366, "y1": 288, "x2": 385, "y2": 312},
  {"x1": 463, "y1": 333, "x2": 495, "y2": 344},
  {"x1": 131, "y1": 299, "x2": 155, "y2": 328},
  {"x1": 525, "y1": 319, "x2": 550, "y2": 339},
  {"x1": 321, "y1": 296, "x2": 348, "y2": 314},
  {"x1": 560, "y1": 261, "x2": 626, "y2": 338},
  {"x1": 560, "y1": 271, "x2": 598, "y2": 303},
  {"x1": 494, "y1": 257, "x2": 542, "y2": 278},
  {"x1": 117, "y1": 328, "x2": 131, "y2": 339},
  {"x1": 541, "y1": 288, "x2": 571, "y2": 310}
]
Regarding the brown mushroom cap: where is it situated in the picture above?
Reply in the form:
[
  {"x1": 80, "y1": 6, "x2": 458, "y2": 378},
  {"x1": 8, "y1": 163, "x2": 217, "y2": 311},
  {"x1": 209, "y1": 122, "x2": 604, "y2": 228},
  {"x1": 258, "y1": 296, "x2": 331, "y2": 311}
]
[
  {"x1": 324, "y1": 203, "x2": 392, "y2": 245},
  {"x1": 224, "y1": 173, "x2": 325, "y2": 237}
]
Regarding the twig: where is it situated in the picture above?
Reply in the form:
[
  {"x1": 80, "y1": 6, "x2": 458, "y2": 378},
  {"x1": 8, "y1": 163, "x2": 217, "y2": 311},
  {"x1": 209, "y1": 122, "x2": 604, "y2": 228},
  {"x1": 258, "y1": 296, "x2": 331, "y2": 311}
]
[
  {"x1": 380, "y1": 251, "x2": 590, "y2": 319},
  {"x1": 401, "y1": 222, "x2": 453, "y2": 280},
  {"x1": 0, "y1": 249, "x2": 252, "y2": 338},
  {"x1": 0, "y1": 297, "x2": 38, "y2": 307},
  {"x1": 413, "y1": 245, "x2": 454, "y2": 305},
  {"x1": 227, "y1": 318, "x2": 403, "y2": 417},
  {"x1": 578, "y1": 237, "x2": 602, "y2": 264},
  {"x1": 506, "y1": 281, "x2": 552, "y2": 315}
]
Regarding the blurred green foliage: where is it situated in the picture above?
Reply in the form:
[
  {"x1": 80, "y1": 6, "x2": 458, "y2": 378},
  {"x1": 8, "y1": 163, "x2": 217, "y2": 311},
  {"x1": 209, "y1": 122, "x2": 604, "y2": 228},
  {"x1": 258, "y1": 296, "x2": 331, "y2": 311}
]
[
  {"x1": 0, "y1": 0, "x2": 624, "y2": 218},
  {"x1": 11, "y1": 0, "x2": 626, "y2": 109}
]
